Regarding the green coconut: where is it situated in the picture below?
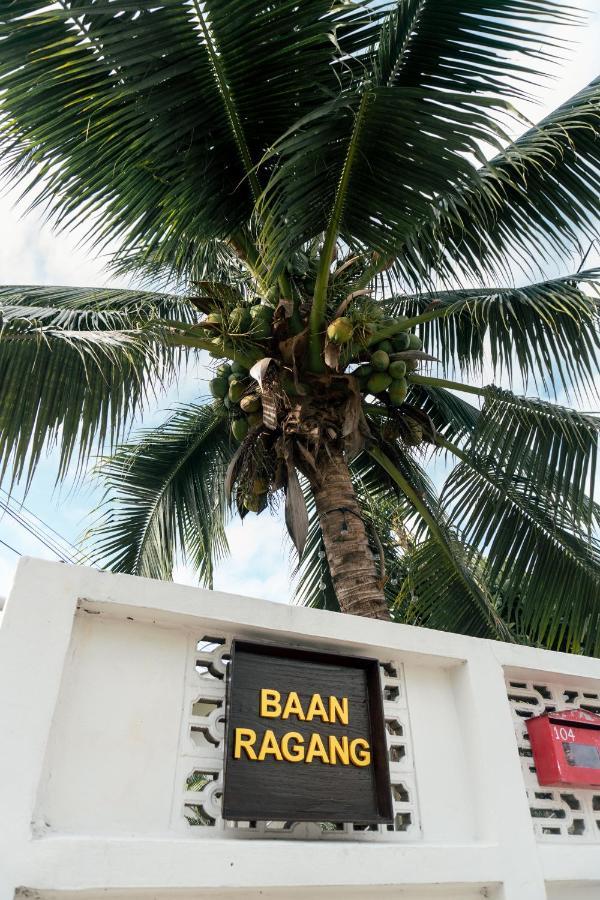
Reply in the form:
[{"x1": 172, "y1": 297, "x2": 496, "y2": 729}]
[
  {"x1": 370, "y1": 350, "x2": 390, "y2": 372},
  {"x1": 251, "y1": 319, "x2": 272, "y2": 340},
  {"x1": 405, "y1": 359, "x2": 419, "y2": 373},
  {"x1": 209, "y1": 376, "x2": 228, "y2": 400},
  {"x1": 229, "y1": 307, "x2": 252, "y2": 333},
  {"x1": 216, "y1": 362, "x2": 232, "y2": 377},
  {"x1": 228, "y1": 379, "x2": 245, "y2": 404},
  {"x1": 252, "y1": 477, "x2": 269, "y2": 495},
  {"x1": 231, "y1": 360, "x2": 249, "y2": 376},
  {"x1": 240, "y1": 394, "x2": 261, "y2": 414},
  {"x1": 376, "y1": 339, "x2": 393, "y2": 354},
  {"x1": 367, "y1": 373, "x2": 393, "y2": 394},
  {"x1": 250, "y1": 304, "x2": 274, "y2": 322},
  {"x1": 247, "y1": 411, "x2": 263, "y2": 428},
  {"x1": 231, "y1": 418, "x2": 249, "y2": 442},
  {"x1": 353, "y1": 364, "x2": 373, "y2": 381},
  {"x1": 392, "y1": 333, "x2": 410, "y2": 351},
  {"x1": 408, "y1": 333, "x2": 423, "y2": 350},
  {"x1": 204, "y1": 312, "x2": 223, "y2": 326},
  {"x1": 389, "y1": 377, "x2": 408, "y2": 406},
  {"x1": 389, "y1": 360, "x2": 407, "y2": 379},
  {"x1": 327, "y1": 317, "x2": 353, "y2": 344}
]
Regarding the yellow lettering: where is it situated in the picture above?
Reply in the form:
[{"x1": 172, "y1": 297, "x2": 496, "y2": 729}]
[
  {"x1": 328, "y1": 695, "x2": 349, "y2": 725},
  {"x1": 305, "y1": 732, "x2": 330, "y2": 764},
  {"x1": 328, "y1": 734, "x2": 350, "y2": 765},
  {"x1": 260, "y1": 688, "x2": 281, "y2": 718},
  {"x1": 234, "y1": 727, "x2": 257, "y2": 760},
  {"x1": 349, "y1": 738, "x2": 371, "y2": 767},
  {"x1": 282, "y1": 691, "x2": 306, "y2": 721},
  {"x1": 281, "y1": 731, "x2": 305, "y2": 762},
  {"x1": 257, "y1": 728, "x2": 284, "y2": 761},
  {"x1": 305, "y1": 693, "x2": 329, "y2": 722}
]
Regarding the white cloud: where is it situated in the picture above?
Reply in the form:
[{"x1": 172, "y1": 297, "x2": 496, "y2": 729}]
[
  {"x1": 0, "y1": 186, "x2": 112, "y2": 287},
  {"x1": 173, "y1": 512, "x2": 294, "y2": 605}
]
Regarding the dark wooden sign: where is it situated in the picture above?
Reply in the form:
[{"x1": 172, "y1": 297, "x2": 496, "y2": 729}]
[{"x1": 222, "y1": 640, "x2": 393, "y2": 824}]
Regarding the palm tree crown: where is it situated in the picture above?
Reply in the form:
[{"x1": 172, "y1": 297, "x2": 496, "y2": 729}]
[{"x1": 0, "y1": 1, "x2": 599, "y2": 650}]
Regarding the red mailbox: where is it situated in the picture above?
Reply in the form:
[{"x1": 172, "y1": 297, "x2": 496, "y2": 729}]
[{"x1": 526, "y1": 708, "x2": 600, "y2": 788}]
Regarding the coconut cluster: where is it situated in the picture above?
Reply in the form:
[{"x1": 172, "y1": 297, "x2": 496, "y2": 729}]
[
  {"x1": 327, "y1": 315, "x2": 423, "y2": 408},
  {"x1": 205, "y1": 298, "x2": 427, "y2": 513},
  {"x1": 209, "y1": 359, "x2": 269, "y2": 513},
  {"x1": 209, "y1": 361, "x2": 264, "y2": 442},
  {"x1": 205, "y1": 301, "x2": 274, "y2": 352}
]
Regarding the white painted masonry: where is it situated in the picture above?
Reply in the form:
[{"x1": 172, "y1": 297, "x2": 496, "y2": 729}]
[{"x1": 1, "y1": 557, "x2": 600, "y2": 900}]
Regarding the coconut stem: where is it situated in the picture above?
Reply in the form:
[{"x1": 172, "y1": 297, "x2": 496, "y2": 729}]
[
  {"x1": 365, "y1": 304, "x2": 459, "y2": 347},
  {"x1": 407, "y1": 373, "x2": 486, "y2": 396}
]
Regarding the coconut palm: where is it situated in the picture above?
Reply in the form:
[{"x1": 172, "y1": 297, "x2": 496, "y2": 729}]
[{"x1": 1, "y1": 1, "x2": 600, "y2": 650}]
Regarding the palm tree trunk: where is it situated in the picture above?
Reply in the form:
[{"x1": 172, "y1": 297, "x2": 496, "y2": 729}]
[{"x1": 309, "y1": 449, "x2": 390, "y2": 620}]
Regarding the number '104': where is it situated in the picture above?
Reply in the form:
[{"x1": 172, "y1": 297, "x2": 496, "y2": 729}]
[{"x1": 553, "y1": 725, "x2": 575, "y2": 742}]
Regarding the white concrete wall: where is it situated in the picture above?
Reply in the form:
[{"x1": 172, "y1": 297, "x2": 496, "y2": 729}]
[{"x1": 1, "y1": 558, "x2": 600, "y2": 900}]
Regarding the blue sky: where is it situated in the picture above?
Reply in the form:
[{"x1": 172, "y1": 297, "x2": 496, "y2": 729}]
[{"x1": 0, "y1": 6, "x2": 599, "y2": 601}]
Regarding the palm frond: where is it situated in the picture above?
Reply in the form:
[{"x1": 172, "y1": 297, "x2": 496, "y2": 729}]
[
  {"x1": 393, "y1": 537, "x2": 510, "y2": 639},
  {"x1": 469, "y1": 389, "x2": 599, "y2": 529},
  {"x1": 109, "y1": 238, "x2": 247, "y2": 291},
  {"x1": 442, "y1": 455, "x2": 600, "y2": 655},
  {"x1": 293, "y1": 486, "x2": 339, "y2": 612},
  {"x1": 0, "y1": 284, "x2": 198, "y2": 327},
  {"x1": 0, "y1": 1, "x2": 383, "y2": 284},
  {"x1": 0, "y1": 284, "x2": 196, "y2": 487},
  {"x1": 367, "y1": 443, "x2": 512, "y2": 639},
  {"x1": 260, "y1": 0, "x2": 579, "y2": 279},
  {"x1": 401, "y1": 76, "x2": 600, "y2": 285},
  {"x1": 259, "y1": 87, "x2": 514, "y2": 280},
  {"x1": 407, "y1": 384, "x2": 481, "y2": 443},
  {"x1": 86, "y1": 403, "x2": 231, "y2": 585},
  {"x1": 391, "y1": 269, "x2": 600, "y2": 395},
  {"x1": 0, "y1": 1, "x2": 250, "y2": 263},
  {"x1": 375, "y1": 0, "x2": 575, "y2": 98}
]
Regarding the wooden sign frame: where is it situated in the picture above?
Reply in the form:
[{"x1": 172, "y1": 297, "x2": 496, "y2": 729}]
[{"x1": 222, "y1": 639, "x2": 393, "y2": 824}]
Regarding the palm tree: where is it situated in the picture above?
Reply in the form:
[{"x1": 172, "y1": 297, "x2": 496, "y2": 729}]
[{"x1": 1, "y1": 2, "x2": 599, "y2": 649}]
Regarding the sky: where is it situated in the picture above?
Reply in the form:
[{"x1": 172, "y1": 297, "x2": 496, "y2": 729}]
[{"x1": 0, "y1": 6, "x2": 598, "y2": 602}]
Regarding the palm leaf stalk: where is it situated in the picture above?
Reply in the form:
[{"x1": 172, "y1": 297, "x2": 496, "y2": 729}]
[{"x1": 1, "y1": 1, "x2": 600, "y2": 648}]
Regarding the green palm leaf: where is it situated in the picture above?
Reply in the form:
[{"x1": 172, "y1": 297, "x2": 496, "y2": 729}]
[
  {"x1": 442, "y1": 456, "x2": 600, "y2": 655},
  {"x1": 260, "y1": 0, "x2": 577, "y2": 285},
  {"x1": 401, "y1": 76, "x2": 600, "y2": 285},
  {"x1": 393, "y1": 538, "x2": 509, "y2": 638},
  {"x1": 0, "y1": 1, "x2": 384, "y2": 284},
  {"x1": 86, "y1": 403, "x2": 232, "y2": 585},
  {"x1": 469, "y1": 389, "x2": 599, "y2": 528},
  {"x1": 407, "y1": 384, "x2": 481, "y2": 443},
  {"x1": 0, "y1": 285, "x2": 196, "y2": 487},
  {"x1": 391, "y1": 269, "x2": 600, "y2": 394},
  {"x1": 375, "y1": 0, "x2": 574, "y2": 98},
  {"x1": 260, "y1": 87, "x2": 513, "y2": 286},
  {"x1": 1, "y1": 1, "x2": 249, "y2": 260},
  {"x1": 367, "y1": 443, "x2": 512, "y2": 640},
  {"x1": 0, "y1": 284, "x2": 198, "y2": 327}
]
